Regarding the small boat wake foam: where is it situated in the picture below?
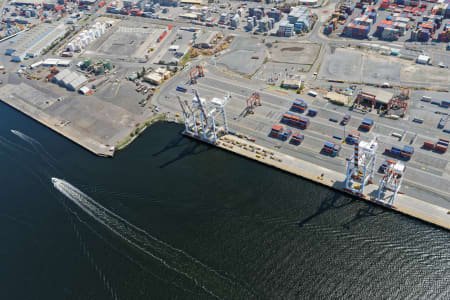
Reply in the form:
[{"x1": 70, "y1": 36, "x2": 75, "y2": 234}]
[{"x1": 52, "y1": 177, "x2": 249, "y2": 300}]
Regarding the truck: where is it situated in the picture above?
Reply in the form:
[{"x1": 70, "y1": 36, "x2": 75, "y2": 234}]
[
  {"x1": 341, "y1": 114, "x2": 351, "y2": 125},
  {"x1": 290, "y1": 131, "x2": 304, "y2": 145},
  {"x1": 384, "y1": 145, "x2": 414, "y2": 160},
  {"x1": 269, "y1": 124, "x2": 292, "y2": 141},
  {"x1": 321, "y1": 140, "x2": 341, "y2": 157},
  {"x1": 441, "y1": 100, "x2": 450, "y2": 108},
  {"x1": 438, "y1": 115, "x2": 448, "y2": 129},
  {"x1": 176, "y1": 86, "x2": 187, "y2": 93},
  {"x1": 307, "y1": 109, "x2": 317, "y2": 117},
  {"x1": 359, "y1": 117, "x2": 374, "y2": 131},
  {"x1": 290, "y1": 99, "x2": 307, "y2": 113}
]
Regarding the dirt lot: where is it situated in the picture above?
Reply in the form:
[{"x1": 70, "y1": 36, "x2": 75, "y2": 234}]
[{"x1": 268, "y1": 41, "x2": 321, "y2": 65}]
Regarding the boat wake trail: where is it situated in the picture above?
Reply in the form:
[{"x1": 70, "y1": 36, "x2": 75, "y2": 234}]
[
  {"x1": 11, "y1": 129, "x2": 58, "y2": 167},
  {"x1": 52, "y1": 177, "x2": 249, "y2": 300}
]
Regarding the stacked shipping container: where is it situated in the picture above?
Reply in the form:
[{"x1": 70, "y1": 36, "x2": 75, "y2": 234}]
[
  {"x1": 281, "y1": 112, "x2": 310, "y2": 129},
  {"x1": 270, "y1": 124, "x2": 292, "y2": 141},
  {"x1": 290, "y1": 99, "x2": 308, "y2": 113},
  {"x1": 343, "y1": 22, "x2": 370, "y2": 38}
]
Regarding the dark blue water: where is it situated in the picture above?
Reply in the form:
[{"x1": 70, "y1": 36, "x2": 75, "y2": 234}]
[{"x1": 0, "y1": 101, "x2": 449, "y2": 300}]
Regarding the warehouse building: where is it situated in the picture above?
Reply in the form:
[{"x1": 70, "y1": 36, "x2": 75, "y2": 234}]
[
  {"x1": 5, "y1": 23, "x2": 67, "y2": 62},
  {"x1": 52, "y1": 69, "x2": 87, "y2": 91},
  {"x1": 281, "y1": 79, "x2": 302, "y2": 89}
]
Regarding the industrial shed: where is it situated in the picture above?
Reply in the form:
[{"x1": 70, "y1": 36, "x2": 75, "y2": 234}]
[{"x1": 52, "y1": 69, "x2": 86, "y2": 91}]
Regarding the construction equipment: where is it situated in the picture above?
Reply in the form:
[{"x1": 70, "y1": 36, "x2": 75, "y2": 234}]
[
  {"x1": 398, "y1": 88, "x2": 410, "y2": 101},
  {"x1": 246, "y1": 92, "x2": 261, "y2": 115},
  {"x1": 386, "y1": 99, "x2": 407, "y2": 117},
  {"x1": 377, "y1": 160, "x2": 405, "y2": 205},
  {"x1": 344, "y1": 136, "x2": 378, "y2": 197},
  {"x1": 355, "y1": 91, "x2": 376, "y2": 110},
  {"x1": 189, "y1": 65, "x2": 204, "y2": 84}
]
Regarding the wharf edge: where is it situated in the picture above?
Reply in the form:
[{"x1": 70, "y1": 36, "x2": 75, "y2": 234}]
[
  {"x1": 184, "y1": 131, "x2": 450, "y2": 231},
  {"x1": 0, "y1": 96, "x2": 113, "y2": 157}
]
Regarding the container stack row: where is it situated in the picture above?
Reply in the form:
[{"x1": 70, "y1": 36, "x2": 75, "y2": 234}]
[{"x1": 281, "y1": 112, "x2": 310, "y2": 130}]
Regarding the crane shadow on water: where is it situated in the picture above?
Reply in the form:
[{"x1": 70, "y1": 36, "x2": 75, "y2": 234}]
[
  {"x1": 341, "y1": 203, "x2": 386, "y2": 229},
  {"x1": 152, "y1": 134, "x2": 189, "y2": 157},
  {"x1": 297, "y1": 192, "x2": 355, "y2": 227},
  {"x1": 296, "y1": 190, "x2": 387, "y2": 229},
  {"x1": 159, "y1": 140, "x2": 212, "y2": 169}
]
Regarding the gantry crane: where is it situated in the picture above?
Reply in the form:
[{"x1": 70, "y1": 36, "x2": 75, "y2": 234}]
[
  {"x1": 190, "y1": 65, "x2": 204, "y2": 84},
  {"x1": 246, "y1": 92, "x2": 261, "y2": 115},
  {"x1": 179, "y1": 89, "x2": 230, "y2": 144},
  {"x1": 377, "y1": 160, "x2": 405, "y2": 205},
  {"x1": 344, "y1": 136, "x2": 378, "y2": 197}
]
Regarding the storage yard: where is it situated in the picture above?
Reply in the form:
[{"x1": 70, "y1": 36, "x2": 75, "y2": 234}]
[{"x1": 0, "y1": 0, "x2": 449, "y2": 228}]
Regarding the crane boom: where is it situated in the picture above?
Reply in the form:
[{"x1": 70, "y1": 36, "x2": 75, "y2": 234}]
[{"x1": 193, "y1": 89, "x2": 208, "y2": 126}]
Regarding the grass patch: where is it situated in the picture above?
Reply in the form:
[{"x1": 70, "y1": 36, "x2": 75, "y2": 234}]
[
  {"x1": 80, "y1": 15, "x2": 91, "y2": 25},
  {"x1": 180, "y1": 52, "x2": 191, "y2": 66},
  {"x1": 115, "y1": 114, "x2": 166, "y2": 150},
  {"x1": 266, "y1": 85, "x2": 289, "y2": 92}
]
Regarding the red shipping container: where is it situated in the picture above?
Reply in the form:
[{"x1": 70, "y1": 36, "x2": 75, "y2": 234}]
[
  {"x1": 435, "y1": 145, "x2": 447, "y2": 153},
  {"x1": 423, "y1": 141, "x2": 434, "y2": 149}
]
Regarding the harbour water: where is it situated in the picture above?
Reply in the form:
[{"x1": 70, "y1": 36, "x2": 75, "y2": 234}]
[{"x1": 0, "y1": 102, "x2": 449, "y2": 299}]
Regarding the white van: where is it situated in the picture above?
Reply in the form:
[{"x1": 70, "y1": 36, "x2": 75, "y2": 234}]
[{"x1": 308, "y1": 90, "x2": 318, "y2": 97}]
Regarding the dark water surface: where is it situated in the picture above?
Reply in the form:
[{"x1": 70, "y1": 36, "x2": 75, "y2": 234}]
[{"x1": 0, "y1": 102, "x2": 449, "y2": 300}]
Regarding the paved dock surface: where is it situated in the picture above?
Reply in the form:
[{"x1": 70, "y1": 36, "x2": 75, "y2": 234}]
[
  {"x1": 0, "y1": 88, "x2": 113, "y2": 157},
  {"x1": 215, "y1": 134, "x2": 450, "y2": 230}
]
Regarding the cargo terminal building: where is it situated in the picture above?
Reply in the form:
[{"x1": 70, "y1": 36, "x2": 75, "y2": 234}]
[{"x1": 5, "y1": 23, "x2": 67, "y2": 62}]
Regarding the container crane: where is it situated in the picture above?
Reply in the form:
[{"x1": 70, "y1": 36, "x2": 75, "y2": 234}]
[
  {"x1": 189, "y1": 65, "x2": 204, "y2": 84},
  {"x1": 377, "y1": 160, "x2": 405, "y2": 205},
  {"x1": 246, "y1": 92, "x2": 261, "y2": 115},
  {"x1": 181, "y1": 89, "x2": 230, "y2": 144},
  {"x1": 344, "y1": 136, "x2": 378, "y2": 197}
]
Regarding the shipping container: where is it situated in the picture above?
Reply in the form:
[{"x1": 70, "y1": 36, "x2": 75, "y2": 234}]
[
  {"x1": 322, "y1": 140, "x2": 341, "y2": 157},
  {"x1": 291, "y1": 99, "x2": 308, "y2": 113},
  {"x1": 290, "y1": 131, "x2": 304, "y2": 145},
  {"x1": 423, "y1": 141, "x2": 435, "y2": 149},
  {"x1": 441, "y1": 100, "x2": 450, "y2": 108},
  {"x1": 281, "y1": 112, "x2": 310, "y2": 129}
]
